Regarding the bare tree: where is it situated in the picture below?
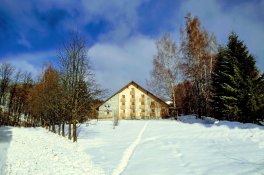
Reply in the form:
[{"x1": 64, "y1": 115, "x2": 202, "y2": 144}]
[
  {"x1": 147, "y1": 33, "x2": 181, "y2": 116},
  {"x1": 0, "y1": 63, "x2": 14, "y2": 106},
  {"x1": 180, "y1": 13, "x2": 217, "y2": 117},
  {"x1": 8, "y1": 70, "x2": 22, "y2": 123},
  {"x1": 8, "y1": 71, "x2": 34, "y2": 126},
  {"x1": 58, "y1": 32, "x2": 102, "y2": 142}
]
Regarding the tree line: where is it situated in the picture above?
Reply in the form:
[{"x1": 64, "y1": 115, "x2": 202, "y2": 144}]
[
  {"x1": 148, "y1": 13, "x2": 264, "y2": 123},
  {"x1": 0, "y1": 33, "x2": 104, "y2": 142}
]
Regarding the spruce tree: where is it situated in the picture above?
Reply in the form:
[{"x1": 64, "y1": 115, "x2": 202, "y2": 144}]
[
  {"x1": 211, "y1": 47, "x2": 241, "y2": 120},
  {"x1": 255, "y1": 74, "x2": 264, "y2": 121},
  {"x1": 212, "y1": 32, "x2": 260, "y2": 122},
  {"x1": 227, "y1": 33, "x2": 259, "y2": 122}
]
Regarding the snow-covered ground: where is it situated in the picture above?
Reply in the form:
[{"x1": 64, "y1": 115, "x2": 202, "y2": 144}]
[
  {"x1": 1, "y1": 116, "x2": 264, "y2": 175},
  {"x1": 0, "y1": 126, "x2": 104, "y2": 175}
]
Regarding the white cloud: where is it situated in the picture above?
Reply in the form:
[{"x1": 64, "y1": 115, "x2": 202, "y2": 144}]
[
  {"x1": 80, "y1": 0, "x2": 150, "y2": 43},
  {"x1": 1, "y1": 51, "x2": 56, "y2": 79},
  {"x1": 178, "y1": 0, "x2": 264, "y2": 71},
  {"x1": 5, "y1": 60, "x2": 40, "y2": 78},
  {"x1": 90, "y1": 35, "x2": 156, "y2": 94}
]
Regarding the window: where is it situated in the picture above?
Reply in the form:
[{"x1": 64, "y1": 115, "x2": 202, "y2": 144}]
[
  {"x1": 131, "y1": 102, "x2": 135, "y2": 105},
  {"x1": 131, "y1": 95, "x2": 135, "y2": 98},
  {"x1": 142, "y1": 109, "x2": 145, "y2": 112},
  {"x1": 122, "y1": 95, "x2": 125, "y2": 98},
  {"x1": 107, "y1": 111, "x2": 110, "y2": 115},
  {"x1": 141, "y1": 102, "x2": 145, "y2": 105},
  {"x1": 151, "y1": 109, "x2": 155, "y2": 113},
  {"x1": 122, "y1": 110, "x2": 125, "y2": 113},
  {"x1": 141, "y1": 94, "x2": 145, "y2": 98},
  {"x1": 132, "y1": 110, "x2": 135, "y2": 113},
  {"x1": 122, "y1": 102, "x2": 125, "y2": 105},
  {"x1": 131, "y1": 88, "x2": 135, "y2": 91}
]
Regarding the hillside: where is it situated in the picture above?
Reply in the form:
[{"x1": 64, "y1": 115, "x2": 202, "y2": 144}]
[{"x1": 1, "y1": 116, "x2": 264, "y2": 175}]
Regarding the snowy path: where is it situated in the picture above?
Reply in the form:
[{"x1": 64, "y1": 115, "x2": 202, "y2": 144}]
[
  {"x1": 112, "y1": 122, "x2": 148, "y2": 175},
  {"x1": 2, "y1": 127, "x2": 104, "y2": 175},
  {"x1": 78, "y1": 118, "x2": 264, "y2": 175},
  {"x1": 78, "y1": 121, "x2": 147, "y2": 174}
]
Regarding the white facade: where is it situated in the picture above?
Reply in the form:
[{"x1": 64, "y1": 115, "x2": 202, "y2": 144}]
[{"x1": 98, "y1": 81, "x2": 168, "y2": 120}]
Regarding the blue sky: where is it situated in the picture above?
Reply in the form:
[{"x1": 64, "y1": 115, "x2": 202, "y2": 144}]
[{"x1": 0, "y1": 0, "x2": 263, "y2": 94}]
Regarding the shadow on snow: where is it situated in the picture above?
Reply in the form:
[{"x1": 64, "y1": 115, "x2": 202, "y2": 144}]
[
  {"x1": 177, "y1": 115, "x2": 264, "y2": 130},
  {"x1": 0, "y1": 126, "x2": 13, "y2": 174}
]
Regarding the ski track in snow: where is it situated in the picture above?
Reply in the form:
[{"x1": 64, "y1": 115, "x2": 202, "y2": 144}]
[
  {"x1": 112, "y1": 122, "x2": 149, "y2": 175},
  {"x1": 3, "y1": 127, "x2": 105, "y2": 175}
]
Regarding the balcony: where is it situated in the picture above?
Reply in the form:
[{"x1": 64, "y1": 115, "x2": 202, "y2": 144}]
[
  {"x1": 120, "y1": 113, "x2": 125, "y2": 119},
  {"x1": 130, "y1": 105, "x2": 136, "y2": 110},
  {"x1": 130, "y1": 90, "x2": 135, "y2": 95},
  {"x1": 130, "y1": 98, "x2": 135, "y2": 102},
  {"x1": 150, "y1": 102, "x2": 155, "y2": 108},
  {"x1": 130, "y1": 112, "x2": 136, "y2": 117},
  {"x1": 150, "y1": 112, "x2": 156, "y2": 117},
  {"x1": 139, "y1": 105, "x2": 145, "y2": 110},
  {"x1": 120, "y1": 105, "x2": 126, "y2": 110},
  {"x1": 120, "y1": 98, "x2": 126, "y2": 103},
  {"x1": 150, "y1": 105, "x2": 155, "y2": 109}
]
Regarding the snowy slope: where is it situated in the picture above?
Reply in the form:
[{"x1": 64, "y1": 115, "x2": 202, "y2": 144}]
[
  {"x1": 78, "y1": 117, "x2": 264, "y2": 175},
  {"x1": 126, "y1": 119, "x2": 264, "y2": 175},
  {"x1": 1, "y1": 116, "x2": 264, "y2": 175},
  {"x1": 0, "y1": 127, "x2": 104, "y2": 175},
  {"x1": 77, "y1": 121, "x2": 147, "y2": 174}
]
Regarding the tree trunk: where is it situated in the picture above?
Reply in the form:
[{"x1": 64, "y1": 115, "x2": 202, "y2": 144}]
[
  {"x1": 32, "y1": 118, "x2": 35, "y2": 128},
  {"x1": 42, "y1": 119, "x2": 45, "y2": 128},
  {"x1": 195, "y1": 81, "x2": 202, "y2": 118},
  {"x1": 58, "y1": 123, "x2": 61, "y2": 136},
  {"x1": 17, "y1": 112, "x2": 21, "y2": 126},
  {"x1": 45, "y1": 121, "x2": 48, "y2": 129},
  {"x1": 49, "y1": 124, "x2": 51, "y2": 132},
  {"x1": 68, "y1": 122, "x2": 72, "y2": 140},
  {"x1": 169, "y1": 82, "x2": 178, "y2": 118},
  {"x1": 62, "y1": 122, "x2": 65, "y2": 137},
  {"x1": 52, "y1": 122, "x2": 55, "y2": 133},
  {"x1": 73, "y1": 120, "x2": 77, "y2": 142}
]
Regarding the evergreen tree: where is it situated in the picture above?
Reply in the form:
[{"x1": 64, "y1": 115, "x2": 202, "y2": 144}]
[
  {"x1": 211, "y1": 47, "x2": 241, "y2": 120},
  {"x1": 255, "y1": 74, "x2": 264, "y2": 121},
  {"x1": 227, "y1": 33, "x2": 259, "y2": 122},
  {"x1": 212, "y1": 32, "x2": 260, "y2": 122}
]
